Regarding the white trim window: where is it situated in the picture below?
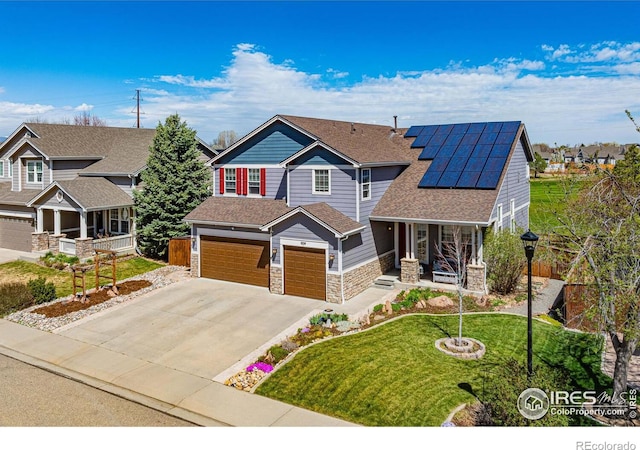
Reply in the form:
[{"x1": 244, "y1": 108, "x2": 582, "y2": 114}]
[
  {"x1": 361, "y1": 168, "x2": 371, "y2": 200},
  {"x1": 27, "y1": 160, "x2": 43, "y2": 183},
  {"x1": 441, "y1": 225, "x2": 473, "y2": 260},
  {"x1": 248, "y1": 168, "x2": 260, "y2": 195},
  {"x1": 224, "y1": 168, "x2": 236, "y2": 194},
  {"x1": 510, "y1": 199, "x2": 516, "y2": 232},
  {"x1": 109, "y1": 208, "x2": 130, "y2": 234},
  {"x1": 313, "y1": 169, "x2": 330, "y2": 195},
  {"x1": 0, "y1": 160, "x2": 4, "y2": 177},
  {"x1": 496, "y1": 204, "x2": 503, "y2": 231},
  {"x1": 417, "y1": 223, "x2": 428, "y2": 263}
]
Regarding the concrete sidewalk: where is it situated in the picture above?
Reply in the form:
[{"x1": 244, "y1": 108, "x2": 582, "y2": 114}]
[{"x1": 0, "y1": 318, "x2": 357, "y2": 427}]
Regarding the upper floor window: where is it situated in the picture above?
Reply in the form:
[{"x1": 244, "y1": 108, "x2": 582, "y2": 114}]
[
  {"x1": 224, "y1": 168, "x2": 236, "y2": 194},
  {"x1": 361, "y1": 168, "x2": 371, "y2": 200},
  {"x1": 0, "y1": 160, "x2": 4, "y2": 177},
  {"x1": 27, "y1": 160, "x2": 43, "y2": 183},
  {"x1": 313, "y1": 169, "x2": 330, "y2": 194},
  {"x1": 248, "y1": 168, "x2": 260, "y2": 195}
]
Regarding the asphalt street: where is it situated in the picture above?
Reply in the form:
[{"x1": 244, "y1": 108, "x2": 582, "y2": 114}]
[{"x1": 0, "y1": 353, "x2": 195, "y2": 427}]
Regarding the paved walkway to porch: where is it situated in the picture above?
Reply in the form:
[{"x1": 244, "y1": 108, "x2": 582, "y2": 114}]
[{"x1": 0, "y1": 248, "x2": 44, "y2": 264}]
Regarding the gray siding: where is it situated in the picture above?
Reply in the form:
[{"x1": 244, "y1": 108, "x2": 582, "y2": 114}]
[
  {"x1": 491, "y1": 138, "x2": 530, "y2": 229},
  {"x1": 343, "y1": 220, "x2": 394, "y2": 270},
  {"x1": 107, "y1": 176, "x2": 135, "y2": 197},
  {"x1": 288, "y1": 166, "x2": 357, "y2": 220},
  {"x1": 360, "y1": 166, "x2": 405, "y2": 219},
  {"x1": 41, "y1": 190, "x2": 81, "y2": 209},
  {"x1": 52, "y1": 160, "x2": 94, "y2": 181},
  {"x1": 291, "y1": 147, "x2": 350, "y2": 166},
  {"x1": 213, "y1": 167, "x2": 286, "y2": 199},
  {"x1": 272, "y1": 215, "x2": 338, "y2": 272},
  {"x1": 217, "y1": 122, "x2": 312, "y2": 165}
]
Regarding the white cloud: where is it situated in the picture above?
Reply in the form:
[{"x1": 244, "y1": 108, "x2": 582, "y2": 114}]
[
  {"x1": 2, "y1": 42, "x2": 640, "y2": 146},
  {"x1": 74, "y1": 103, "x2": 94, "y2": 112}
]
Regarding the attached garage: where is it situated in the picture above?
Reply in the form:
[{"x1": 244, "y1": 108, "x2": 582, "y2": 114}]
[
  {"x1": 0, "y1": 216, "x2": 34, "y2": 252},
  {"x1": 200, "y1": 236, "x2": 270, "y2": 287},
  {"x1": 284, "y1": 246, "x2": 326, "y2": 300}
]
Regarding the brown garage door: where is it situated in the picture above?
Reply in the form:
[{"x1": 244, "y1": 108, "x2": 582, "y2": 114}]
[
  {"x1": 0, "y1": 216, "x2": 34, "y2": 252},
  {"x1": 284, "y1": 246, "x2": 326, "y2": 300},
  {"x1": 200, "y1": 236, "x2": 269, "y2": 287}
]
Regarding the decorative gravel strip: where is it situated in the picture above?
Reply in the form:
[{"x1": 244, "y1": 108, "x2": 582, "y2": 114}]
[{"x1": 5, "y1": 266, "x2": 189, "y2": 332}]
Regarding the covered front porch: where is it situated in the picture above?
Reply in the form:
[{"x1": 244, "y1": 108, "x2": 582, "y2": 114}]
[
  {"x1": 27, "y1": 179, "x2": 136, "y2": 259},
  {"x1": 388, "y1": 221, "x2": 488, "y2": 294}
]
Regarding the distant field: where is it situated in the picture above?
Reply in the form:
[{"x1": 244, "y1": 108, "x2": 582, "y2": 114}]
[{"x1": 529, "y1": 176, "x2": 583, "y2": 233}]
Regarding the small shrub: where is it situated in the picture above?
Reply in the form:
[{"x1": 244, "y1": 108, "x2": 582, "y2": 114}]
[
  {"x1": 27, "y1": 277, "x2": 57, "y2": 305},
  {"x1": 391, "y1": 303, "x2": 402, "y2": 312},
  {"x1": 280, "y1": 339, "x2": 299, "y2": 352},
  {"x1": 373, "y1": 304, "x2": 383, "y2": 313},
  {"x1": 0, "y1": 282, "x2": 34, "y2": 316},
  {"x1": 484, "y1": 228, "x2": 527, "y2": 295},
  {"x1": 40, "y1": 252, "x2": 79, "y2": 269}
]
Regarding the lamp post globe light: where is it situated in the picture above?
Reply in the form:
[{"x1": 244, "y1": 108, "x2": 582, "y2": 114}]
[{"x1": 520, "y1": 229, "x2": 539, "y2": 379}]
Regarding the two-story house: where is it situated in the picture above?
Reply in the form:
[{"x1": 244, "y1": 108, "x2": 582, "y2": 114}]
[
  {"x1": 185, "y1": 115, "x2": 534, "y2": 303},
  {"x1": 0, "y1": 122, "x2": 214, "y2": 258}
]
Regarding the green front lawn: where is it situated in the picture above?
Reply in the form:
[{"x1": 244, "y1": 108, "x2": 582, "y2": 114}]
[
  {"x1": 0, "y1": 257, "x2": 164, "y2": 298},
  {"x1": 529, "y1": 177, "x2": 584, "y2": 233},
  {"x1": 256, "y1": 314, "x2": 609, "y2": 426}
]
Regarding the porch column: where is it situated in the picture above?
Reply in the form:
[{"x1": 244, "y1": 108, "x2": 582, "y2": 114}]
[
  {"x1": 53, "y1": 209, "x2": 61, "y2": 235},
  {"x1": 476, "y1": 228, "x2": 483, "y2": 264},
  {"x1": 471, "y1": 227, "x2": 477, "y2": 265},
  {"x1": 405, "y1": 223, "x2": 410, "y2": 259},
  {"x1": 36, "y1": 208, "x2": 44, "y2": 233},
  {"x1": 394, "y1": 222, "x2": 399, "y2": 268},
  {"x1": 80, "y1": 211, "x2": 87, "y2": 239}
]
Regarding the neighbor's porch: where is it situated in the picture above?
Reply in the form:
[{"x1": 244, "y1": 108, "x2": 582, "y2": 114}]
[{"x1": 31, "y1": 206, "x2": 135, "y2": 259}]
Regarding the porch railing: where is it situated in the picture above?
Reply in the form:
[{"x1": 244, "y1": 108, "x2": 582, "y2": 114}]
[
  {"x1": 92, "y1": 234, "x2": 134, "y2": 251},
  {"x1": 59, "y1": 238, "x2": 76, "y2": 255}
]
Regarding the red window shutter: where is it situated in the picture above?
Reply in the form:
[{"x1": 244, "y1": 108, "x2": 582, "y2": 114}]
[
  {"x1": 243, "y1": 168, "x2": 248, "y2": 195},
  {"x1": 235, "y1": 168, "x2": 241, "y2": 194},
  {"x1": 219, "y1": 169, "x2": 224, "y2": 194},
  {"x1": 260, "y1": 168, "x2": 266, "y2": 196}
]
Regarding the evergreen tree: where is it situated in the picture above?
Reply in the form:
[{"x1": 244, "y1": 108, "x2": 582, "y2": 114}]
[{"x1": 133, "y1": 114, "x2": 211, "y2": 259}]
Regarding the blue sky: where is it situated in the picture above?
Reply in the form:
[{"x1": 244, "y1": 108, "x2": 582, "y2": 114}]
[{"x1": 1, "y1": 1, "x2": 640, "y2": 146}]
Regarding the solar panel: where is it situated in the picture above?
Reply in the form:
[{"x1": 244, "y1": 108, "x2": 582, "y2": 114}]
[
  {"x1": 500, "y1": 121, "x2": 520, "y2": 133},
  {"x1": 490, "y1": 144, "x2": 511, "y2": 158},
  {"x1": 436, "y1": 145, "x2": 457, "y2": 158},
  {"x1": 484, "y1": 157, "x2": 508, "y2": 172},
  {"x1": 471, "y1": 144, "x2": 493, "y2": 158},
  {"x1": 496, "y1": 131, "x2": 517, "y2": 145},
  {"x1": 467, "y1": 123, "x2": 486, "y2": 133},
  {"x1": 437, "y1": 170, "x2": 462, "y2": 188},
  {"x1": 427, "y1": 133, "x2": 448, "y2": 146},
  {"x1": 461, "y1": 133, "x2": 480, "y2": 146},
  {"x1": 405, "y1": 126, "x2": 424, "y2": 137},
  {"x1": 435, "y1": 124, "x2": 454, "y2": 135},
  {"x1": 428, "y1": 157, "x2": 450, "y2": 172},
  {"x1": 451, "y1": 123, "x2": 470, "y2": 134},
  {"x1": 484, "y1": 122, "x2": 503, "y2": 133},
  {"x1": 418, "y1": 145, "x2": 441, "y2": 160},
  {"x1": 447, "y1": 156, "x2": 470, "y2": 171},
  {"x1": 418, "y1": 169, "x2": 443, "y2": 188},
  {"x1": 411, "y1": 132, "x2": 433, "y2": 148},
  {"x1": 476, "y1": 171, "x2": 502, "y2": 189},
  {"x1": 465, "y1": 157, "x2": 488, "y2": 171},
  {"x1": 456, "y1": 171, "x2": 481, "y2": 188},
  {"x1": 477, "y1": 132, "x2": 498, "y2": 145},
  {"x1": 444, "y1": 133, "x2": 463, "y2": 147},
  {"x1": 420, "y1": 125, "x2": 439, "y2": 136},
  {"x1": 452, "y1": 143, "x2": 474, "y2": 159}
]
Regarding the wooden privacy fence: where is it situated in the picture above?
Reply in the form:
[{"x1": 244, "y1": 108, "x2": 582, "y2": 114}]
[
  {"x1": 169, "y1": 237, "x2": 191, "y2": 267},
  {"x1": 563, "y1": 283, "x2": 599, "y2": 332},
  {"x1": 522, "y1": 259, "x2": 570, "y2": 280}
]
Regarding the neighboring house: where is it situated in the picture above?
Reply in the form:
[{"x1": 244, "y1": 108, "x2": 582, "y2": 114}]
[
  {"x1": 0, "y1": 123, "x2": 214, "y2": 257},
  {"x1": 185, "y1": 115, "x2": 533, "y2": 303}
]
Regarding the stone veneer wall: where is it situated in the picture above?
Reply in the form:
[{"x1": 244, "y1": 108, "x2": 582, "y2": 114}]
[
  {"x1": 47, "y1": 234, "x2": 66, "y2": 255},
  {"x1": 466, "y1": 264, "x2": 486, "y2": 293},
  {"x1": 401, "y1": 258, "x2": 420, "y2": 284},
  {"x1": 270, "y1": 266, "x2": 283, "y2": 295},
  {"x1": 75, "y1": 238, "x2": 95, "y2": 260},
  {"x1": 327, "y1": 252, "x2": 396, "y2": 303},
  {"x1": 190, "y1": 253, "x2": 199, "y2": 277},
  {"x1": 32, "y1": 232, "x2": 49, "y2": 252}
]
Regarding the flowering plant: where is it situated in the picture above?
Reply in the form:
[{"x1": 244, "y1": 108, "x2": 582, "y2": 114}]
[
  {"x1": 246, "y1": 362, "x2": 273, "y2": 373},
  {"x1": 301, "y1": 327, "x2": 310, "y2": 333}
]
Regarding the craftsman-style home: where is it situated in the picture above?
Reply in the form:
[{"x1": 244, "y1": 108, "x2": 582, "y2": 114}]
[
  {"x1": 185, "y1": 115, "x2": 533, "y2": 303},
  {"x1": 0, "y1": 122, "x2": 214, "y2": 258}
]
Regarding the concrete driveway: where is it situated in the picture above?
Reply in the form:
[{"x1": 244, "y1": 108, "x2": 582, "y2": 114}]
[{"x1": 55, "y1": 278, "x2": 334, "y2": 380}]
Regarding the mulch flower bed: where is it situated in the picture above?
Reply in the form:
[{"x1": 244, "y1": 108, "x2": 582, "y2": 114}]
[{"x1": 32, "y1": 280, "x2": 152, "y2": 318}]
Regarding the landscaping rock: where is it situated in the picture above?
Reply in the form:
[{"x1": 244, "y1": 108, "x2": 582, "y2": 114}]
[
  {"x1": 427, "y1": 295, "x2": 454, "y2": 307},
  {"x1": 385, "y1": 300, "x2": 393, "y2": 314}
]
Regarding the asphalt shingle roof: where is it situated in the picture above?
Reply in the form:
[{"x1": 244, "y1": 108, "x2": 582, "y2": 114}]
[{"x1": 31, "y1": 178, "x2": 135, "y2": 210}]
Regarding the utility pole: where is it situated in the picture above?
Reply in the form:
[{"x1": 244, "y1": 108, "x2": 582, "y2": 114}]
[{"x1": 136, "y1": 89, "x2": 141, "y2": 128}]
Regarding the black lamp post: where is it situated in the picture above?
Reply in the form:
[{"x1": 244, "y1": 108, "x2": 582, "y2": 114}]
[{"x1": 521, "y1": 229, "x2": 539, "y2": 378}]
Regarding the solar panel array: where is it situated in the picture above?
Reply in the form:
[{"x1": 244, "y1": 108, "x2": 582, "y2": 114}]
[{"x1": 409, "y1": 121, "x2": 521, "y2": 190}]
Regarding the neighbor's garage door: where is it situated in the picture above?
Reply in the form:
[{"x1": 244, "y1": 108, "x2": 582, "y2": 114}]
[
  {"x1": 284, "y1": 246, "x2": 326, "y2": 300},
  {"x1": 0, "y1": 216, "x2": 34, "y2": 252},
  {"x1": 200, "y1": 236, "x2": 270, "y2": 287}
]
